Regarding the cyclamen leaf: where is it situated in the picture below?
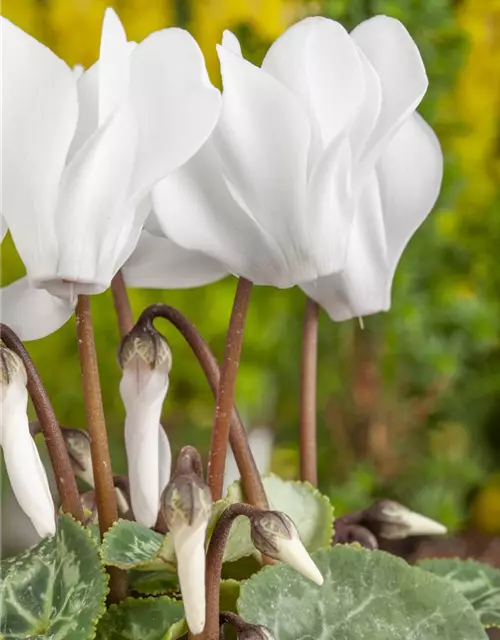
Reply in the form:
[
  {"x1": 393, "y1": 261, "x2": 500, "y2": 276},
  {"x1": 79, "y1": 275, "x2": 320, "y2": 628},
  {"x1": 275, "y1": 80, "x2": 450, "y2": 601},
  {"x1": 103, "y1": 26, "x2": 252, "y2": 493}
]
[
  {"x1": 95, "y1": 596, "x2": 186, "y2": 640},
  {"x1": 100, "y1": 520, "x2": 174, "y2": 570},
  {"x1": 419, "y1": 557, "x2": 500, "y2": 627},
  {"x1": 238, "y1": 546, "x2": 488, "y2": 640},
  {"x1": 0, "y1": 514, "x2": 108, "y2": 640}
]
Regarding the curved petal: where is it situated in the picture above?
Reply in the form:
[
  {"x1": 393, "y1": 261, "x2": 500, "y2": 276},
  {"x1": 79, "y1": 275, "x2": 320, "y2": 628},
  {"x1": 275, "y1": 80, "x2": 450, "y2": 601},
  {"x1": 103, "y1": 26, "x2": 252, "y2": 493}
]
[
  {"x1": 302, "y1": 172, "x2": 387, "y2": 321},
  {"x1": 221, "y1": 30, "x2": 242, "y2": 56},
  {"x1": 1, "y1": 216, "x2": 7, "y2": 243},
  {"x1": 0, "y1": 277, "x2": 75, "y2": 340},
  {"x1": 98, "y1": 8, "x2": 130, "y2": 125},
  {"x1": 262, "y1": 17, "x2": 365, "y2": 151},
  {"x1": 54, "y1": 103, "x2": 138, "y2": 288},
  {"x1": 67, "y1": 63, "x2": 99, "y2": 162},
  {"x1": 377, "y1": 112, "x2": 443, "y2": 299},
  {"x1": 128, "y1": 28, "x2": 222, "y2": 201},
  {"x1": 351, "y1": 16, "x2": 427, "y2": 165},
  {"x1": 122, "y1": 230, "x2": 228, "y2": 289},
  {"x1": 158, "y1": 425, "x2": 171, "y2": 501},
  {"x1": 0, "y1": 18, "x2": 78, "y2": 277},
  {"x1": 1, "y1": 381, "x2": 55, "y2": 537},
  {"x1": 152, "y1": 141, "x2": 290, "y2": 286}
]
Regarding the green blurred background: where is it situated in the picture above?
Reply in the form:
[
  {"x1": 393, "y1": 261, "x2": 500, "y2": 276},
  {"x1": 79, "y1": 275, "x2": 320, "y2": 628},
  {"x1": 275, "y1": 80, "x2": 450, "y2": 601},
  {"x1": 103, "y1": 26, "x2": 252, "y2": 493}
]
[{"x1": 2, "y1": 0, "x2": 500, "y2": 539}]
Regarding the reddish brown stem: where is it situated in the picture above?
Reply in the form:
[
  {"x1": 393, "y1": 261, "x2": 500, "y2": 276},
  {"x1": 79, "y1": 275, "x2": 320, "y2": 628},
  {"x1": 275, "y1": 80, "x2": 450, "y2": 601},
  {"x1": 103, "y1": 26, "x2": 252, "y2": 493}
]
[
  {"x1": 133, "y1": 303, "x2": 268, "y2": 510},
  {"x1": 0, "y1": 323, "x2": 84, "y2": 522},
  {"x1": 299, "y1": 297, "x2": 319, "y2": 486},
  {"x1": 75, "y1": 296, "x2": 127, "y2": 602},
  {"x1": 208, "y1": 278, "x2": 253, "y2": 500},
  {"x1": 111, "y1": 271, "x2": 134, "y2": 337}
]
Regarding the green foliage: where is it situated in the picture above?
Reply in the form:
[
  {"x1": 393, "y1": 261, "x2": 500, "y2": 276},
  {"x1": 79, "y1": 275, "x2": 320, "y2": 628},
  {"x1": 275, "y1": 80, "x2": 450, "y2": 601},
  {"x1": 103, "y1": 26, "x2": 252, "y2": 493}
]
[
  {"x1": 100, "y1": 520, "x2": 174, "y2": 571},
  {"x1": 0, "y1": 515, "x2": 108, "y2": 640},
  {"x1": 419, "y1": 558, "x2": 500, "y2": 627},
  {"x1": 95, "y1": 596, "x2": 186, "y2": 640},
  {"x1": 237, "y1": 546, "x2": 488, "y2": 639}
]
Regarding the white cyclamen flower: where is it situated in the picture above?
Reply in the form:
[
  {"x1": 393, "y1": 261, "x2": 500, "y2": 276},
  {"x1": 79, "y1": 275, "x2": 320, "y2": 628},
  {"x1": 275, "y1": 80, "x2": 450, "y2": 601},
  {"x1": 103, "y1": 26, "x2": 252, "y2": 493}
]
[
  {"x1": 149, "y1": 16, "x2": 441, "y2": 310},
  {"x1": 0, "y1": 346, "x2": 55, "y2": 537},
  {"x1": 161, "y1": 470, "x2": 213, "y2": 635},
  {"x1": 119, "y1": 326, "x2": 172, "y2": 527},
  {"x1": 0, "y1": 9, "x2": 221, "y2": 340}
]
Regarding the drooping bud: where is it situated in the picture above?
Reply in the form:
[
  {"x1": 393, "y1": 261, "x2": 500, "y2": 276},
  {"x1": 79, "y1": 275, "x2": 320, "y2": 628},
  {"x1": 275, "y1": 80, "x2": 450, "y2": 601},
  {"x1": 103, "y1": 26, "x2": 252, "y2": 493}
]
[
  {"x1": 238, "y1": 625, "x2": 276, "y2": 640},
  {"x1": 61, "y1": 427, "x2": 94, "y2": 488},
  {"x1": 250, "y1": 510, "x2": 323, "y2": 585},
  {"x1": 119, "y1": 323, "x2": 172, "y2": 527},
  {"x1": 363, "y1": 500, "x2": 447, "y2": 540},
  {"x1": 0, "y1": 344, "x2": 55, "y2": 537},
  {"x1": 160, "y1": 449, "x2": 212, "y2": 635},
  {"x1": 80, "y1": 476, "x2": 133, "y2": 525}
]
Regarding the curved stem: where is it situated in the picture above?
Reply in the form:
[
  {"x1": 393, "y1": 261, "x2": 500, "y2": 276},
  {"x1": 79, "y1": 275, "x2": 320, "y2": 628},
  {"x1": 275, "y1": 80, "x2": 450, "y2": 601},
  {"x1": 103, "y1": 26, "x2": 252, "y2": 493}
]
[
  {"x1": 133, "y1": 303, "x2": 268, "y2": 510},
  {"x1": 0, "y1": 324, "x2": 83, "y2": 522},
  {"x1": 208, "y1": 277, "x2": 253, "y2": 500},
  {"x1": 205, "y1": 503, "x2": 260, "y2": 640},
  {"x1": 299, "y1": 297, "x2": 319, "y2": 486},
  {"x1": 111, "y1": 271, "x2": 134, "y2": 337},
  {"x1": 75, "y1": 296, "x2": 128, "y2": 603}
]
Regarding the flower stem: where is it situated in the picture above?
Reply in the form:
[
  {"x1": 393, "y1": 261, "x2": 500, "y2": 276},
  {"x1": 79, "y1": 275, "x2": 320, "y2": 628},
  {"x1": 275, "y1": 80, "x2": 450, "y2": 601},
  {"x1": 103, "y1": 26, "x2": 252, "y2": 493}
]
[
  {"x1": 75, "y1": 295, "x2": 127, "y2": 603},
  {"x1": 0, "y1": 323, "x2": 83, "y2": 522},
  {"x1": 299, "y1": 297, "x2": 319, "y2": 486},
  {"x1": 208, "y1": 277, "x2": 253, "y2": 500},
  {"x1": 205, "y1": 503, "x2": 259, "y2": 640},
  {"x1": 111, "y1": 271, "x2": 134, "y2": 337},
  {"x1": 132, "y1": 303, "x2": 268, "y2": 510}
]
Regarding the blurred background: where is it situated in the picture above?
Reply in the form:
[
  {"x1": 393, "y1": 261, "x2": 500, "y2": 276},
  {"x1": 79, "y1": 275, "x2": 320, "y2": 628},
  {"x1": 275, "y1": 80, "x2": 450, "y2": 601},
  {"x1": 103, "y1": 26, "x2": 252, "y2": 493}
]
[{"x1": 1, "y1": 0, "x2": 500, "y2": 554}]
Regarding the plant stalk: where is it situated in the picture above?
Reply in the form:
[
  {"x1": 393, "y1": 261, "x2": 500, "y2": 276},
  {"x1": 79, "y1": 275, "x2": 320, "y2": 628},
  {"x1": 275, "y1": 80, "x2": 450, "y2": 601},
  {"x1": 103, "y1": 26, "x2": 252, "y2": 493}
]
[
  {"x1": 208, "y1": 277, "x2": 253, "y2": 500},
  {"x1": 0, "y1": 323, "x2": 84, "y2": 522},
  {"x1": 133, "y1": 303, "x2": 268, "y2": 510},
  {"x1": 75, "y1": 295, "x2": 127, "y2": 602},
  {"x1": 205, "y1": 503, "x2": 259, "y2": 640},
  {"x1": 299, "y1": 297, "x2": 319, "y2": 486},
  {"x1": 111, "y1": 271, "x2": 134, "y2": 337}
]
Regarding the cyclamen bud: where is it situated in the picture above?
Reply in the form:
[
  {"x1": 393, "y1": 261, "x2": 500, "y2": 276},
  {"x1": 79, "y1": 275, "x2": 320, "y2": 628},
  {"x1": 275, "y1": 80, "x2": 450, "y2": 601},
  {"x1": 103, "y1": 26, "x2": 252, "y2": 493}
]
[
  {"x1": 364, "y1": 500, "x2": 447, "y2": 540},
  {"x1": 161, "y1": 457, "x2": 212, "y2": 635},
  {"x1": 61, "y1": 427, "x2": 94, "y2": 488},
  {"x1": 119, "y1": 324, "x2": 172, "y2": 527},
  {"x1": 250, "y1": 510, "x2": 323, "y2": 585},
  {"x1": 238, "y1": 625, "x2": 276, "y2": 640},
  {"x1": 0, "y1": 345, "x2": 55, "y2": 537}
]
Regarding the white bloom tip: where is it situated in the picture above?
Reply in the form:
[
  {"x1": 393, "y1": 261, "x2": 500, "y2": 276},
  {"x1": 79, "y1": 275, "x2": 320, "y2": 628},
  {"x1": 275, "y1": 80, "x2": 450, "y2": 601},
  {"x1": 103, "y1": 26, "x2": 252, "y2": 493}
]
[
  {"x1": 402, "y1": 510, "x2": 447, "y2": 536},
  {"x1": 278, "y1": 537, "x2": 324, "y2": 585}
]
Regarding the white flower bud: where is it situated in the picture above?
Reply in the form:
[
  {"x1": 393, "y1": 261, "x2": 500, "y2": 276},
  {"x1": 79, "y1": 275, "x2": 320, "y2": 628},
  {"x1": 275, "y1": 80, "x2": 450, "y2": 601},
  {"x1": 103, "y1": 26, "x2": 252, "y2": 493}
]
[
  {"x1": 161, "y1": 471, "x2": 212, "y2": 635},
  {"x1": 365, "y1": 500, "x2": 447, "y2": 539},
  {"x1": 251, "y1": 510, "x2": 323, "y2": 585},
  {"x1": 0, "y1": 346, "x2": 55, "y2": 537},
  {"x1": 61, "y1": 427, "x2": 94, "y2": 488},
  {"x1": 119, "y1": 326, "x2": 172, "y2": 527}
]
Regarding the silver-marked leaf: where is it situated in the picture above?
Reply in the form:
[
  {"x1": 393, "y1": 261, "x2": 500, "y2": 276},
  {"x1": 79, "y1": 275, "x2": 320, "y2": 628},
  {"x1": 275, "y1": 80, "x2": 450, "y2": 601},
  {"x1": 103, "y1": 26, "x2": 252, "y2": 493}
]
[
  {"x1": 223, "y1": 474, "x2": 333, "y2": 562},
  {"x1": 238, "y1": 546, "x2": 488, "y2": 640},
  {"x1": 129, "y1": 569, "x2": 179, "y2": 595},
  {"x1": 100, "y1": 520, "x2": 175, "y2": 570},
  {"x1": 95, "y1": 596, "x2": 186, "y2": 640},
  {"x1": 419, "y1": 558, "x2": 500, "y2": 627},
  {"x1": 0, "y1": 514, "x2": 108, "y2": 640}
]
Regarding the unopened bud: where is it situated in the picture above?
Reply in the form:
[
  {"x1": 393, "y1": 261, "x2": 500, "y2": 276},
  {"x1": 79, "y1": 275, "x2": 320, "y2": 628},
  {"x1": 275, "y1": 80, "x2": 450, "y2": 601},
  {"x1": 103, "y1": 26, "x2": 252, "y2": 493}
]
[
  {"x1": 364, "y1": 500, "x2": 447, "y2": 539},
  {"x1": 61, "y1": 427, "x2": 94, "y2": 488},
  {"x1": 238, "y1": 626, "x2": 276, "y2": 640},
  {"x1": 161, "y1": 470, "x2": 212, "y2": 635},
  {"x1": 251, "y1": 511, "x2": 323, "y2": 585},
  {"x1": 0, "y1": 345, "x2": 26, "y2": 386},
  {"x1": 118, "y1": 325, "x2": 171, "y2": 372}
]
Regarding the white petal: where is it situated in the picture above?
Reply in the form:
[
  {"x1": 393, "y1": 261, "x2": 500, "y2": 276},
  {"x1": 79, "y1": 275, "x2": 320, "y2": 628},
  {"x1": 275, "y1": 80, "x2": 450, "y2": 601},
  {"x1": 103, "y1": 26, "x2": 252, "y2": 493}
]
[
  {"x1": 120, "y1": 360, "x2": 170, "y2": 527},
  {"x1": 98, "y1": 9, "x2": 130, "y2": 125},
  {"x1": 0, "y1": 277, "x2": 75, "y2": 340},
  {"x1": 377, "y1": 112, "x2": 443, "y2": 289},
  {"x1": 67, "y1": 62, "x2": 99, "y2": 162},
  {"x1": 305, "y1": 137, "x2": 355, "y2": 276},
  {"x1": 128, "y1": 29, "x2": 221, "y2": 201},
  {"x1": 400, "y1": 510, "x2": 447, "y2": 537},
  {"x1": 152, "y1": 141, "x2": 290, "y2": 286},
  {"x1": 262, "y1": 17, "x2": 365, "y2": 151},
  {"x1": 348, "y1": 51, "x2": 382, "y2": 162},
  {"x1": 216, "y1": 45, "x2": 333, "y2": 284},
  {"x1": 1, "y1": 216, "x2": 7, "y2": 243},
  {"x1": 277, "y1": 536, "x2": 323, "y2": 585},
  {"x1": 302, "y1": 172, "x2": 387, "y2": 321},
  {"x1": 172, "y1": 522, "x2": 208, "y2": 634},
  {"x1": 1, "y1": 380, "x2": 55, "y2": 537},
  {"x1": 158, "y1": 425, "x2": 172, "y2": 501},
  {"x1": 122, "y1": 230, "x2": 228, "y2": 289},
  {"x1": 72, "y1": 63, "x2": 84, "y2": 79},
  {"x1": 351, "y1": 16, "x2": 427, "y2": 164},
  {"x1": 0, "y1": 18, "x2": 77, "y2": 277},
  {"x1": 223, "y1": 427, "x2": 273, "y2": 495},
  {"x1": 53, "y1": 103, "x2": 138, "y2": 290},
  {"x1": 221, "y1": 30, "x2": 242, "y2": 56}
]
